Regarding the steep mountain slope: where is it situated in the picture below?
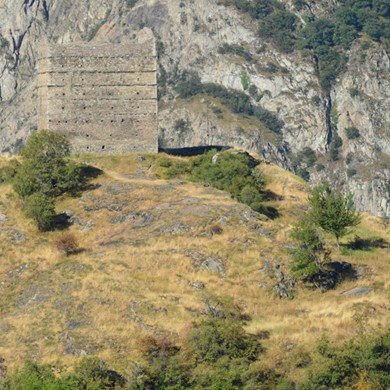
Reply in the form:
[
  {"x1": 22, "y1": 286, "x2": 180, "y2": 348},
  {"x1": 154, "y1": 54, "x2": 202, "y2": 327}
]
[
  {"x1": 0, "y1": 0, "x2": 389, "y2": 217},
  {"x1": 0, "y1": 153, "x2": 388, "y2": 379}
]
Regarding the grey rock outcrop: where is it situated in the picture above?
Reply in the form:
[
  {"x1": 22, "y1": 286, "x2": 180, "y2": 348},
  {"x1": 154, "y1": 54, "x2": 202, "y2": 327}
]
[{"x1": 0, "y1": 0, "x2": 389, "y2": 217}]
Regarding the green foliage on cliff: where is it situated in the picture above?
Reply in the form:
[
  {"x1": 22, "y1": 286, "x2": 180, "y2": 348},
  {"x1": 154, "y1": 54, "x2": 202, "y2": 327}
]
[
  {"x1": 223, "y1": 0, "x2": 390, "y2": 90},
  {"x1": 175, "y1": 75, "x2": 284, "y2": 134}
]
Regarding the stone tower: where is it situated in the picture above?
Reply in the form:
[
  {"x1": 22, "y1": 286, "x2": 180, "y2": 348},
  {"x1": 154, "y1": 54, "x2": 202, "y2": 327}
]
[{"x1": 37, "y1": 35, "x2": 158, "y2": 154}]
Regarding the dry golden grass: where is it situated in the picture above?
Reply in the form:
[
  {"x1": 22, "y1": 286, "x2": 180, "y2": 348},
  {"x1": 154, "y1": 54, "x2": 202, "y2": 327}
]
[{"x1": 0, "y1": 153, "x2": 388, "y2": 379}]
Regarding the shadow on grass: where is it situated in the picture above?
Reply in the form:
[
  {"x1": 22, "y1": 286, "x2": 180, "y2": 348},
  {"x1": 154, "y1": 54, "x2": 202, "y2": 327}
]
[
  {"x1": 258, "y1": 205, "x2": 280, "y2": 220},
  {"x1": 80, "y1": 165, "x2": 104, "y2": 179},
  {"x1": 344, "y1": 236, "x2": 389, "y2": 251},
  {"x1": 262, "y1": 190, "x2": 284, "y2": 202},
  {"x1": 53, "y1": 212, "x2": 72, "y2": 230},
  {"x1": 69, "y1": 165, "x2": 104, "y2": 197}
]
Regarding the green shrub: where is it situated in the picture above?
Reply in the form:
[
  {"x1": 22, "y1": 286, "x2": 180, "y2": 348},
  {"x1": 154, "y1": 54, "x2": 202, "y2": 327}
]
[
  {"x1": 24, "y1": 192, "x2": 56, "y2": 231},
  {"x1": 13, "y1": 166, "x2": 38, "y2": 197},
  {"x1": 258, "y1": 9, "x2": 299, "y2": 53},
  {"x1": 157, "y1": 151, "x2": 267, "y2": 214},
  {"x1": 345, "y1": 152, "x2": 353, "y2": 165},
  {"x1": 175, "y1": 72, "x2": 203, "y2": 99},
  {"x1": 126, "y1": 0, "x2": 138, "y2": 8},
  {"x1": 72, "y1": 357, "x2": 123, "y2": 389},
  {"x1": 349, "y1": 88, "x2": 360, "y2": 97},
  {"x1": 0, "y1": 159, "x2": 21, "y2": 183},
  {"x1": 253, "y1": 106, "x2": 284, "y2": 134},
  {"x1": 13, "y1": 130, "x2": 82, "y2": 197},
  {"x1": 174, "y1": 119, "x2": 191, "y2": 135},
  {"x1": 296, "y1": 167, "x2": 310, "y2": 181},
  {"x1": 248, "y1": 84, "x2": 258, "y2": 96},
  {"x1": 1, "y1": 361, "x2": 76, "y2": 390},
  {"x1": 347, "y1": 168, "x2": 357, "y2": 177},
  {"x1": 240, "y1": 69, "x2": 250, "y2": 90},
  {"x1": 289, "y1": 220, "x2": 327, "y2": 280},
  {"x1": 303, "y1": 330, "x2": 390, "y2": 388},
  {"x1": 203, "y1": 83, "x2": 253, "y2": 115},
  {"x1": 329, "y1": 134, "x2": 343, "y2": 161},
  {"x1": 217, "y1": 43, "x2": 253, "y2": 61},
  {"x1": 311, "y1": 95, "x2": 322, "y2": 106},
  {"x1": 345, "y1": 127, "x2": 361, "y2": 139},
  {"x1": 301, "y1": 147, "x2": 317, "y2": 167}
]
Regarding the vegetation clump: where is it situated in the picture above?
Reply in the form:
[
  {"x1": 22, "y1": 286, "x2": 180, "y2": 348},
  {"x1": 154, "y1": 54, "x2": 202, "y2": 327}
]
[
  {"x1": 156, "y1": 150, "x2": 273, "y2": 216},
  {"x1": 345, "y1": 126, "x2": 361, "y2": 140},
  {"x1": 55, "y1": 233, "x2": 80, "y2": 256},
  {"x1": 309, "y1": 183, "x2": 361, "y2": 250},
  {"x1": 222, "y1": 0, "x2": 390, "y2": 90},
  {"x1": 175, "y1": 74, "x2": 284, "y2": 134},
  {"x1": 289, "y1": 219, "x2": 328, "y2": 280},
  {"x1": 7, "y1": 130, "x2": 85, "y2": 231},
  {"x1": 218, "y1": 43, "x2": 253, "y2": 61},
  {"x1": 13, "y1": 130, "x2": 82, "y2": 198},
  {"x1": 24, "y1": 192, "x2": 56, "y2": 232}
]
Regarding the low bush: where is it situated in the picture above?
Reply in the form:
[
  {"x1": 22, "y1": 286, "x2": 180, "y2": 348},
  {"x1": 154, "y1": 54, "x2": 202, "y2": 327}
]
[
  {"x1": 24, "y1": 192, "x2": 56, "y2": 232},
  {"x1": 345, "y1": 127, "x2": 360, "y2": 139},
  {"x1": 347, "y1": 167, "x2": 357, "y2": 178},
  {"x1": 349, "y1": 88, "x2": 360, "y2": 97},
  {"x1": 0, "y1": 159, "x2": 21, "y2": 183},
  {"x1": 217, "y1": 43, "x2": 253, "y2": 61},
  {"x1": 155, "y1": 151, "x2": 269, "y2": 215},
  {"x1": 329, "y1": 134, "x2": 343, "y2": 161},
  {"x1": 55, "y1": 233, "x2": 80, "y2": 256}
]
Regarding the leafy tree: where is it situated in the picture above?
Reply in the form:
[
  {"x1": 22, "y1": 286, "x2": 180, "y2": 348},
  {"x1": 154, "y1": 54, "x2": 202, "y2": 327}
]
[
  {"x1": 303, "y1": 330, "x2": 390, "y2": 389},
  {"x1": 13, "y1": 130, "x2": 82, "y2": 197},
  {"x1": 289, "y1": 220, "x2": 328, "y2": 280},
  {"x1": 308, "y1": 183, "x2": 361, "y2": 250},
  {"x1": 24, "y1": 192, "x2": 56, "y2": 232}
]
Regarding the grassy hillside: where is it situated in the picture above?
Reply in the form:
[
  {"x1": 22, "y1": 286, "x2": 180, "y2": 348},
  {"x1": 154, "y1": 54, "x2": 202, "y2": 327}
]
[{"x1": 0, "y1": 153, "x2": 388, "y2": 383}]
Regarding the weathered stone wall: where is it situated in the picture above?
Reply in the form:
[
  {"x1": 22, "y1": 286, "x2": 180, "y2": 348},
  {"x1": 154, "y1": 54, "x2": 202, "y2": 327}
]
[{"x1": 37, "y1": 40, "x2": 158, "y2": 154}]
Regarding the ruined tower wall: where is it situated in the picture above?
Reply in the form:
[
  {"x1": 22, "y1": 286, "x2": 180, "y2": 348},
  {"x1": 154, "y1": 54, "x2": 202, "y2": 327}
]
[{"x1": 37, "y1": 40, "x2": 158, "y2": 154}]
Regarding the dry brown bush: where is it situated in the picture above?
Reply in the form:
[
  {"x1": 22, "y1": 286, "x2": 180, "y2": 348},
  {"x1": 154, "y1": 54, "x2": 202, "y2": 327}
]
[{"x1": 54, "y1": 233, "x2": 80, "y2": 256}]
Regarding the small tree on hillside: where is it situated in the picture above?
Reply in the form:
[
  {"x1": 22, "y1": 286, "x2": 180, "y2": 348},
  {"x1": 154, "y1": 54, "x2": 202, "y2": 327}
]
[
  {"x1": 289, "y1": 220, "x2": 329, "y2": 280},
  {"x1": 13, "y1": 130, "x2": 82, "y2": 197},
  {"x1": 309, "y1": 183, "x2": 361, "y2": 250},
  {"x1": 55, "y1": 233, "x2": 80, "y2": 256}
]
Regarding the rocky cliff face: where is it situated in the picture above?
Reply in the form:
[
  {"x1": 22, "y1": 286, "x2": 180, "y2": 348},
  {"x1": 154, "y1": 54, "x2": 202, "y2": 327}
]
[{"x1": 0, "y1": 0, "x2": 389, "y2": 218}]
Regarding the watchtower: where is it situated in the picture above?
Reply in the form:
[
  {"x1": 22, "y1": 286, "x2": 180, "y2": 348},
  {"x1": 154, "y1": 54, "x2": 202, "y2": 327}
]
[{"x1": 37, "y1": 36, "x2": 158, "y2": 154}]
